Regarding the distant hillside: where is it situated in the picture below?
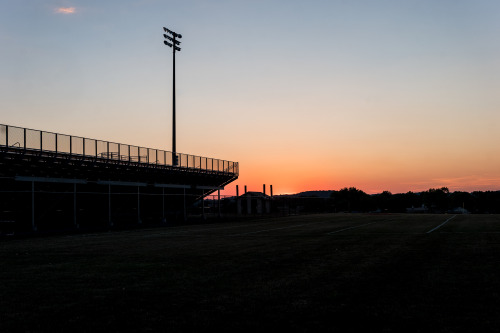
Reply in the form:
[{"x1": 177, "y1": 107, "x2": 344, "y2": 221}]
[{"x1": 291, "y1": 190, "x2": 335, "y2": 198}]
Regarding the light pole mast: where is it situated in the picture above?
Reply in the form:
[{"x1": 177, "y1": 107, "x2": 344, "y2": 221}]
[{"x1": 163, "y1": 27, "x2": 182, "y2": 166}]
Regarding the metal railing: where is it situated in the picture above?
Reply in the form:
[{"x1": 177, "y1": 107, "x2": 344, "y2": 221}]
[{"x1": 0, "y1": 124, "x2": 238, "y2": 175}]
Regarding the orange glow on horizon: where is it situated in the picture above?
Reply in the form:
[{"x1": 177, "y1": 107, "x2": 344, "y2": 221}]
[
  {"x1": 223, "y1": 176, "x2": 500, "y2": 197},
  {"x1": 220, "y1": 154, "x2": 500, "y2": 197}
]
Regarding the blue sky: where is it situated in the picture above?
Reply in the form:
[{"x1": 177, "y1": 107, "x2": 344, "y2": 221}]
[{"x1": 1, "y1": 0, "x2": 500, "y2": 194}]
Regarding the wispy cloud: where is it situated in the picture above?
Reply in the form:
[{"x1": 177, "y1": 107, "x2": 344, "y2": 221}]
[
  {"x1": 434, "y1": 175, "x2": 500, "y2": 186},
  {"x1": 55, "y1": 7, "x2": 76, "y2": 14},
  {"x1": 430, "y1": 175, "x2": 500, "y2": 192},
  {"x1": 398, "y1": 175, "x2": 500, "y2": 192}
]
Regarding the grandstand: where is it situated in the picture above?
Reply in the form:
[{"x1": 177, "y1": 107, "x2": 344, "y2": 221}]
[{"x1": 0, "y1": 124, "x2": 238, "y2": 233}]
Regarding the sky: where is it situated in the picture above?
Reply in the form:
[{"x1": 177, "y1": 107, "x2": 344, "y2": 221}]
[{"x1": 1, "y1": 0, "x2": 499, "y2": 195}]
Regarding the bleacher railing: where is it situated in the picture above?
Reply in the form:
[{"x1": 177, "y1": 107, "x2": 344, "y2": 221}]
[{"x1": 0, "y1": 124, "x2": 238, "y2": 175}]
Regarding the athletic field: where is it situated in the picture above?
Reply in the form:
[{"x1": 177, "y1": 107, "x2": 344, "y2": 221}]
[{"x1": 2, "y1": 213, "x2": 500, "y2": 332}]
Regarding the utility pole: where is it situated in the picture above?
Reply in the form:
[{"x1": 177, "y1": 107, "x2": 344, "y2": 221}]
[{"x1": 163, "y1": 27, "x2": 182, "y2": 166}]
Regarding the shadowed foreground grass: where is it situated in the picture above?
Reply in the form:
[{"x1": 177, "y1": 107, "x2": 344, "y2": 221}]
[{"x1": 1, "y1": 213, "x2": 500, "y2": 332}]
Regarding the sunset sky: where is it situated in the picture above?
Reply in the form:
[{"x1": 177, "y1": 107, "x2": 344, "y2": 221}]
[{"x1": 1, "y1": 0, "x2": 499, "y2": 195}]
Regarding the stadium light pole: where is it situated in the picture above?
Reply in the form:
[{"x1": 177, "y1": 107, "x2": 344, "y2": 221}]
[{"x1": 163, "y1": 27, "x2": 182, "y2": 166}]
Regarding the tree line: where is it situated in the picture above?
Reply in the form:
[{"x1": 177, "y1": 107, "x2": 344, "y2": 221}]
[{"x1": 285, "y1": 187, "x2": 500, "y2": 214}]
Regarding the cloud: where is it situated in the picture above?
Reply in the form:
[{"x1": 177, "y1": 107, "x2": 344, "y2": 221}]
[{"x1": 55, "y1": 7, "x2": 76, "y2": 14}]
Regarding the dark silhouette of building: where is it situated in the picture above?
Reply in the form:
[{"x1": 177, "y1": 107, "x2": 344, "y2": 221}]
[{"x1": 0, "y1": 124, "x2": 238, "y2": 233}]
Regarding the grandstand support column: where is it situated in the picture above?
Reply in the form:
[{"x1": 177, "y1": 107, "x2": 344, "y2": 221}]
[
  {"x1": 31, "y1": 181, "x2": 36, "y2": 232},
  {"x1": 202, "y1": 191, "x2": 205, "y2": 220},
  {"x1": 73, "y1": 183, "x2": 78, "y2": 229},
  {"x1": 108, "y1": 184, "x2": 113, "y2": 227},
  {"x1": 162, "y1": 188, "x2": 165, "y2": 223},
  {"x1": 137, "y1": 186, "x2": 141, "y2": 224},
  {"x1": 183, "y1": 188, "x2": 186, "y2": 221},
  {"x1": 218, "y1": 190, "x2": 221, "y2": 218}
]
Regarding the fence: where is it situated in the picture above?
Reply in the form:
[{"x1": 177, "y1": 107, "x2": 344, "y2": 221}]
[{"x1": 0, "y1": 124, "x2": 238, "y2": 175}]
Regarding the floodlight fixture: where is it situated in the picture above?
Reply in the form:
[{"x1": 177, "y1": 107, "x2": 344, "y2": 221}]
[
  {"x1": 163, "y1": 27, "x2": 182, "y2": 38},
  {"x1": 163, "y1": 34, "x2": 181, "y2": 44}
]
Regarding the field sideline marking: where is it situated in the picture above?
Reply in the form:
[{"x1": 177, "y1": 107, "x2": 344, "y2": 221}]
[
  {"x1": 325, "y1": 218, "x2": 397, "y2": 235},
  {"x1": 326, "y1": 222, "x2": 378, "y2": 235},
  {"x1": 142, "y1": 219, "x2": 318, "y2": 238},
  {"x1": 230, "y1": 221, "x2": 331, "y2": 236},
  {"x1": 426, "y1": 215, "x2": 457, "y2": 234},
  {"x1": 66, "y1": 220, "x2": 283, "y2": 240}
]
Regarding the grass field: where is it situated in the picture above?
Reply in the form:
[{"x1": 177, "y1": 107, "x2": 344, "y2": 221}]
[{"x1": 2, "y1": 213, "x2": 500, "y2": 332}]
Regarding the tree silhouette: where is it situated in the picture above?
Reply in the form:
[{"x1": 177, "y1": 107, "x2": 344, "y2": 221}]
[
  {"x1": 421, "y1": 187, "x2": 449, "y2": 212},
  {"x1": 331, "y1": 187, "x2": 372, "y2": 212}
]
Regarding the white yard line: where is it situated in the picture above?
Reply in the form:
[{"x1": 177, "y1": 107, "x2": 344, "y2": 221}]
[
  {"x1": 326, "y1": 222, "x2": 378, "y2": 234},
  {"x1": 426, "y1": 215, "x2": 457, "y2": 234}
]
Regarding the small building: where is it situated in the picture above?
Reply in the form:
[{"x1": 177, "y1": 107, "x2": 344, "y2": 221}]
[{"x1": 237, "y1": 191, "x2": 271, "y2": 215}]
